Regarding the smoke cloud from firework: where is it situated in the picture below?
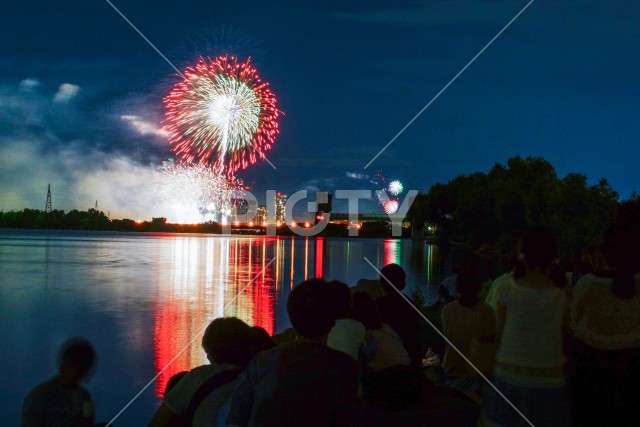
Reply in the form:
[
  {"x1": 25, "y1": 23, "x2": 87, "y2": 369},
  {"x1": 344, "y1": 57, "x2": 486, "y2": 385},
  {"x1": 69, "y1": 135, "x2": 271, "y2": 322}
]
[
  {"x1": 158, "y1": 162, "x2": 241, "y2": 224},
  {"x1": 0, "y1": 79, "x2": 178, "y2": 220}
]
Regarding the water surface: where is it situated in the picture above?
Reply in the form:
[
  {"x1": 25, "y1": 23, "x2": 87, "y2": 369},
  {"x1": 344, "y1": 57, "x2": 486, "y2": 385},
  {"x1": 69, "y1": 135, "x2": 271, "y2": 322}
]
[{"x1": 0, "y1": 230, "x2": 440, "y2": 426}]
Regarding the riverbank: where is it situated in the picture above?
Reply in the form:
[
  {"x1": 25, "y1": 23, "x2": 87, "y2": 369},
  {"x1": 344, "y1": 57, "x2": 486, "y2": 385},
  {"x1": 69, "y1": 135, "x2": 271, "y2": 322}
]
[{"x1": 0, "y1": 208, "x2": 421, "y2": 238}]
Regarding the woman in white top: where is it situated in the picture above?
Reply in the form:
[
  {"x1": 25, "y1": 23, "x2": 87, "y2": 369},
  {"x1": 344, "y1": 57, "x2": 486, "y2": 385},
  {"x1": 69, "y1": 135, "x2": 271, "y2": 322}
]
[
  {"x1": 570, "y1": 213, "x2": 640, "y2": 426},
  {"x1": 483, "y1": 227, "x2": 571, "y2": 427}
]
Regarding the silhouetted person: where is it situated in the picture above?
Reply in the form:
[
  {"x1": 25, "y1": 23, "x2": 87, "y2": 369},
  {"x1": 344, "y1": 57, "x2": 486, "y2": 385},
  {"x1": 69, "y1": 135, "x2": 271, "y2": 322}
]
[
  {"x1": 351, "y1": 277, "x2": 385, "y2": 300},
  {"x1": 571, "y1": 257, "x2": 594, "y2": 286},
  {"x1": 327, "y1": 280, "x2": 366, "y2": 360},
  {"x1": 352, "y1": 292, "x2": 410, "y2": 372},
  {"x1": 248, "y1": 326, "x2": 276, "y2": 356},
  {"x1": 483, "y1": 227, "x2": 571, "y2": 427},
  {"x1": 149, "y1": 317, "x2": 271, "y2": 427},
  {"x1": 164, "y1": 372, "x2": 189, "y2": 397},
  {"x1": 374, "y1": 264, "x2": 423, "y2": 366},
  {"x1": 22, "y1": 337, "x2": 97, "y2": 427},
  {"x1": 227, "y1": 279, "x2": 359, "y2": 427},
  {"x1": 441, "y1": 269, "x2": 496, "y2": 378},
  {"x1": 485, "y1": 254, "x2": 520, "y2": 312},
  {"x1": 352, "y1": 292, "x2": 420, "y2": 411},
  {"x1": 571, "y1": 205, "x2": 640, "y2": 426},
  {"x1": 270, "y1": 326, "x2": 297, "y2": 346},
  {"x1": 436, "y1": 264, "x2": 461, "y2": 305}
]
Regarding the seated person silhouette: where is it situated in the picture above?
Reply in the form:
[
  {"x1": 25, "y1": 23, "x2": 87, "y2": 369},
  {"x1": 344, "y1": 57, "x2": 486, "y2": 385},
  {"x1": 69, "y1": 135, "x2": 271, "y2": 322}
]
[
  {"x1": 149, "y1": 317, "x2": 273, "y2": 427},
  {"x1": 227, "y1": 278, "x2": 360, "y2": 427},
  {"x1": 22, "y1": 337, "x2": 98, "y2": 427}
]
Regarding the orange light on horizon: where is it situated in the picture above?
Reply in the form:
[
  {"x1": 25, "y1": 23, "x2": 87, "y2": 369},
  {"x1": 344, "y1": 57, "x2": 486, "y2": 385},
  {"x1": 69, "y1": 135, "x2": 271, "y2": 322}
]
[
  {"x1": 249, "y1": 221, "x2": 254, "y2": 227},
  {"x1": 304, "y1": 222, "x2": 311, "y2": 228},
  {"x1": 290, "y1": 222, "x2": 297, "y2": 228}
]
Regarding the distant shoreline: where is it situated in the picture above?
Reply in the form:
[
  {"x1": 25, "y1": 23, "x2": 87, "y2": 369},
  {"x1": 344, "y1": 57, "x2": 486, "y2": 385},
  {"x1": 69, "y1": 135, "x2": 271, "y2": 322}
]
[{"x1": 0, "y1": 227, "x2": 430, "y2": 240}]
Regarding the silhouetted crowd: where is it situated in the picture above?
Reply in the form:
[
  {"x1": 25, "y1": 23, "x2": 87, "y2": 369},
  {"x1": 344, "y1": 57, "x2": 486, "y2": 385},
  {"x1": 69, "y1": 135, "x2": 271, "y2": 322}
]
[{"x1": 22, "y1": 200, "x2": 640, "y2": 426}]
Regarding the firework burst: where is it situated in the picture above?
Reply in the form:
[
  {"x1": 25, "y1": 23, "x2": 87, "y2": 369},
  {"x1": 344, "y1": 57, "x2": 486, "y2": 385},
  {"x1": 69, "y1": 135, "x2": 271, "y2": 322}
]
[
  {"x1": 384, "y1": 200, "x2": 399, "y2": 214},
  {"x1": 388, "y1": 180, "x2": 403, "y2": 196},
  {"x1": 159, "y1": 162, "x2": 240, "y2": 223},
  {"x1": 164, "y1": 56, "x2": 280, "y2": 175}
]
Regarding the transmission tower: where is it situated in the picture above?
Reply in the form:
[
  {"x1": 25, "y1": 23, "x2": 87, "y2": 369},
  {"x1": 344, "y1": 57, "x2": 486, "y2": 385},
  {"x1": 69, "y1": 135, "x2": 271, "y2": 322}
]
[
  {"x1": 45, "y1": 184, "x2": 52, "y2": 213},
  {"x1": 95, "y1": 200, "x2": 98, "y2": 210}
]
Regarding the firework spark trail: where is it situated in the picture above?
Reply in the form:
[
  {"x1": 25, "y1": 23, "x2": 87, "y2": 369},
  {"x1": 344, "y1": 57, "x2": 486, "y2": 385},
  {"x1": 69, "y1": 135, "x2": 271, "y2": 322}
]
[{"x1": 164, "y1": 56, "x2": 280, "y2": 176}]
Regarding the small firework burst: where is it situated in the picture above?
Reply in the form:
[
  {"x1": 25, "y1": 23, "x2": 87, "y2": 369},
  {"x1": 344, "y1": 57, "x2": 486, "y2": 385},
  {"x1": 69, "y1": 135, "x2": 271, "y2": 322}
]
[
  {"x1": 388, "y1": 180, "x2": 403, "y2": 196},
  {"x1": 384, "y1": 200, "x2": 399, "y2": 214}
]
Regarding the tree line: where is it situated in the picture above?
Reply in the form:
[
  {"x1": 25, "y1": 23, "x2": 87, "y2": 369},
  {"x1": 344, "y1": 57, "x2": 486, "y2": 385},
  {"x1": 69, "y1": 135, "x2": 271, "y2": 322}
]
[
  {"x1": 0, "y1": 209, "x2": 224, "y2": 233},
  {"x1": 407, "y1": 156, "x2": 632, "y2": 258}
]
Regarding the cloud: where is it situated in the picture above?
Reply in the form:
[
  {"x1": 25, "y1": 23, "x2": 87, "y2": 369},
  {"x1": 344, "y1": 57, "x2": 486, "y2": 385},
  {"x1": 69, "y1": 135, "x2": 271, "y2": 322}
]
[
  {"x1": 0, "y1": 81, "x2": 174, "y2": 220},
  {"x1": 346, "y1": 172, "x2": 369, "y2": 180},
  {"x1": 18, "y1": 78, "x2": 39, "y2": 92},
  {"x1": 120, "y1": 115, "x2": 170, "y2": 138},
  {"x1": 53, "y1": 83, "x2": 80, "y2": 103}
]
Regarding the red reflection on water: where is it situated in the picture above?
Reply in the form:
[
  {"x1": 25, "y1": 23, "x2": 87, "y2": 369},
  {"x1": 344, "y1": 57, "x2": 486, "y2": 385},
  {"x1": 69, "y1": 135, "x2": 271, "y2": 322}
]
[
  {"x1": 153, "y1": 237, "x2": 275, "y2": 397},
  {"x1": 315, "y1": 238, "x2": 324, "y2": 278},
  {"x1": 384, "y1": 239, "x2": 400, "y2": 266}
]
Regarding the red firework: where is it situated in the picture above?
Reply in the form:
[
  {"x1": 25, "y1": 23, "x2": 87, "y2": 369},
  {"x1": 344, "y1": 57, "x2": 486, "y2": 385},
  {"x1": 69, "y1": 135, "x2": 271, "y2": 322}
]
[{"x1": 163, "y1": 55, "x2": 280, "y2": 175}]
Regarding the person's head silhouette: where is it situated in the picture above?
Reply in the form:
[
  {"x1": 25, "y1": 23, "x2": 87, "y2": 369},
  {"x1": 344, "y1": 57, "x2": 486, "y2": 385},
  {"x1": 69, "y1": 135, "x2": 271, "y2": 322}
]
[
  {"x1": 287, "y1": 278, "x2": 337, "y2": 341},
  {"x1": 380, "y1": 263, "x2": 406, "y2": 294},
  {"x1": 202, "y1": 317, "x2": 254, "y2": 367},
  {"x1": 57, "y1": 337, "x2": 96, "y2": 385}
]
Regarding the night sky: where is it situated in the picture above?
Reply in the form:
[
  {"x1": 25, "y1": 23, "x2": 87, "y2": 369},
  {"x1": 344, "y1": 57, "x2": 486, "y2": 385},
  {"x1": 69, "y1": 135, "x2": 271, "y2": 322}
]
[{"x1": 1, "y1": 0, "x2": 638, "y2": 219}]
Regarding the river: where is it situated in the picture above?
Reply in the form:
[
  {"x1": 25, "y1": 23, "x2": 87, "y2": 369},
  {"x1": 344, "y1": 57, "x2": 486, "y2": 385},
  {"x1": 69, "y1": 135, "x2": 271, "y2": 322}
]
[{"x1": 0, "y1": 230, "x2": 441, "y2": 426}]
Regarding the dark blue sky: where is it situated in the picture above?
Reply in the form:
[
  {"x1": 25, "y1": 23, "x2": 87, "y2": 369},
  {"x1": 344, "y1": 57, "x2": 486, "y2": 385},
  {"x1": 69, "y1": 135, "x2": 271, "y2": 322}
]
[{"x1": 1, "y1": 0, "x2": 638, "y2": 218}]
